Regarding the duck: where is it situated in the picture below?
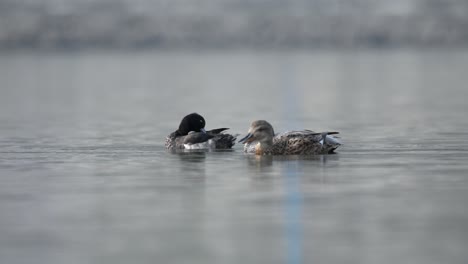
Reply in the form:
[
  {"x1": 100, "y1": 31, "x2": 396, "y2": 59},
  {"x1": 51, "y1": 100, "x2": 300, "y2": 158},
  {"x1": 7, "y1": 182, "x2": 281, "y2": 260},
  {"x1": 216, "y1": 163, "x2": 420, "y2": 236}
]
[
  {"x1": 238, "y1": 120, "x2": 341, "y2": 155},
  {"x1": 165, "y1": 113, "x2": 236, "y2": 150}
]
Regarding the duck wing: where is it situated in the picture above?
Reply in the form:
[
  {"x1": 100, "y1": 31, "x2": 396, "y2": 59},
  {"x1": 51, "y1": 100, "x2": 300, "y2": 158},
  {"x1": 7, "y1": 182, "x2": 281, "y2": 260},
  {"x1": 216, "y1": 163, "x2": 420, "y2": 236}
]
[
  {"x1": 275, "y1": 130, "x2": 318, "y2": 141},
  {"x1": 273, "y1": 130, "x2": 341, "y2": 155},
  {"x1": 182, "y1": 132, "x2": 215, "y2": 145},
  {"x1": 275, "y1": 130, "x2": 339, "y2": 139},
  {"x1": 208, "y1": 128, "x2": 238, "y2": 149},
  {"x1": 207, "y1": 128, "x2": 229, "y2": 134}
]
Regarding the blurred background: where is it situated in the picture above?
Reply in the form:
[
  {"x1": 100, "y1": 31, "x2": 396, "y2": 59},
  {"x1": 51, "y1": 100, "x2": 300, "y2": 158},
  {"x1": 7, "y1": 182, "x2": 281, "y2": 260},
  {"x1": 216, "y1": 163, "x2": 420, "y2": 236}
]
[
  {"x1": 1, "y1": 1, "x2": 468, "y2": 264},
  {"x1": 1, "y1": 0, "x2": 468, "y2": 50}
]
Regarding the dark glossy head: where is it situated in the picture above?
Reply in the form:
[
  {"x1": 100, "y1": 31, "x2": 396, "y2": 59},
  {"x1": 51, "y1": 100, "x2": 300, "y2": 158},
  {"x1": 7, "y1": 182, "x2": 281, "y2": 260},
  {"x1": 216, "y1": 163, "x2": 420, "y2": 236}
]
[{"x1": 177, "y1": 113, "x2": 206, "y2": 135}]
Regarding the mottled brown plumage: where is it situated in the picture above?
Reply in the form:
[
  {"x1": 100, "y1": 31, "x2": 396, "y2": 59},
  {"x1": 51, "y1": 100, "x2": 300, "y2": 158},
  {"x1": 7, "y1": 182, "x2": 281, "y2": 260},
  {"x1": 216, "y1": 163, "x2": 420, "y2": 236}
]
[{"x1": 239, "y1": 120, "x2": 341, "y2": 155}]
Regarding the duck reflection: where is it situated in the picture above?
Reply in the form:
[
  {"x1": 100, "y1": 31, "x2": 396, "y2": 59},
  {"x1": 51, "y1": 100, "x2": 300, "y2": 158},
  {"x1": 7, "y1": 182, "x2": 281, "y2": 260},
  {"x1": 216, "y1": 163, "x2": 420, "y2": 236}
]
[
  {"x1": 244, "y1": 153, "x2": 341, "y2": 185},
  {"x1": 245, "y1": 153, "x2": 340, "y2": 168},
  {"x1": 278, "y1": 154, "x2": 339, "y2": 162},
  {"x1": 175, "y1": 150, "x2": 208, "y2": 163},
  {"x1": 171, "y1": 150, "x2": 208, "y2": 179},
  {"x1": 245, "y1": 154, "x2": 274, "y2": 168}
]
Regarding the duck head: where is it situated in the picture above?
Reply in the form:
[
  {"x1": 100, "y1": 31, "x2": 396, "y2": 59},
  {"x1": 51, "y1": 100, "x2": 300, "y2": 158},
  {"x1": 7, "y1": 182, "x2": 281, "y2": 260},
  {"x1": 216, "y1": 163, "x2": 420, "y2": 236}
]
[
  {"x1": 177, "y1": 113, "x2": 206, "y2": 135},
  {"x1": 239, "y1": 120, "x2": 275, "y2": 145}
]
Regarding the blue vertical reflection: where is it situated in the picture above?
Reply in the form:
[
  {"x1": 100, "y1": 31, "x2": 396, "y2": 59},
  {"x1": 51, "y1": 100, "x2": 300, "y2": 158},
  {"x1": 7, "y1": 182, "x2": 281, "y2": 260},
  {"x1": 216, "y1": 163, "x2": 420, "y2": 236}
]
[
  {"x1": 284, "y1": 162, "x2": 303, "y2": 264},
  {"x1": 280, "y1": 56, "x2": 304, "y2": 264}
]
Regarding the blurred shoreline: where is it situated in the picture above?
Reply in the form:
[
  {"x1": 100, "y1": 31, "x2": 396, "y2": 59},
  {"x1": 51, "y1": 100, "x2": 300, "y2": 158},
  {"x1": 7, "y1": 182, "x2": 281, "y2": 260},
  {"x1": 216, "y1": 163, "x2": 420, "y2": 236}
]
[{"x1": 1, "y1": 0, "x2": 468, "y2": 50}]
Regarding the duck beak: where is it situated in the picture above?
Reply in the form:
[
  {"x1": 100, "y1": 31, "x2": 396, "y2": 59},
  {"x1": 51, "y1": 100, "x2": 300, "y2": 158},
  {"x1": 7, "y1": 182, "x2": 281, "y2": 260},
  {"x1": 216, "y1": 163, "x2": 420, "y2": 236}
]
[
  {"x1": 238, "y1": 133, "x2": 254, "y2": 143},
  {"x1": 200, "y1": 128, "x2": 206, "y2": 133}
]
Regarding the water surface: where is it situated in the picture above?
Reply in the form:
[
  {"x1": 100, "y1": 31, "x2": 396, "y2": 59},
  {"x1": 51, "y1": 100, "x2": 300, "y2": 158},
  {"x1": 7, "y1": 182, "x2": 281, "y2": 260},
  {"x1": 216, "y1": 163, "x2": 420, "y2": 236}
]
[{"x1": 1, "y1": 50, "x2": 468, "y2": 264}]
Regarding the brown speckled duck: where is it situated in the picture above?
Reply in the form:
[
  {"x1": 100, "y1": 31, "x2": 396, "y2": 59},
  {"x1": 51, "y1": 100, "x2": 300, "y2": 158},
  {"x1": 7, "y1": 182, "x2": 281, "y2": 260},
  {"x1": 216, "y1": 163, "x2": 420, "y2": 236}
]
[{"x1": 238, "y1": 120, "x2": 341, "y2": 155}]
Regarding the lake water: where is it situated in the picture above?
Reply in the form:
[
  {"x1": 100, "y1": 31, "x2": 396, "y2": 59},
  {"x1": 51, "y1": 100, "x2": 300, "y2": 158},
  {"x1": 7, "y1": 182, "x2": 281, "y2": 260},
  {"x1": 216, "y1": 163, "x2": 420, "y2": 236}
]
[{"x1": 1, "y1": 49, "x2": 468, "y2": 264}]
